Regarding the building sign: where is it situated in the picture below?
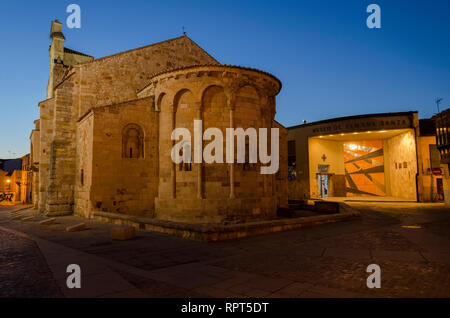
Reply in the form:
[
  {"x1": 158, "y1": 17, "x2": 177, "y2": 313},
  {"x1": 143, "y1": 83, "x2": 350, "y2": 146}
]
[
  {"x1": 311, "y1": 116, "x2": 412, "y2": 135},
  {"x1": 432, "y1": 168, "x2": 442, "y2": 176},
  {"x1": 318, "y1": 164, "x2": 329, "y2": 173}
]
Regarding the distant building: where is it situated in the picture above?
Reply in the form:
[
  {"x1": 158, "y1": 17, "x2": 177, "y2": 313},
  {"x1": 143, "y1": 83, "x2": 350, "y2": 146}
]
[
  {"x1": 0, "y1": 155, "x2": 30, "y2": 205},
  {"x1": 432, "y1": 108, "x2": 450, "y2": 207},
  {"x1": 287, "y1": 111, "x2": 443, "y2": 203},
  {"x1": 0, "y1": 158, "x2": 22, "y2": 174},
  {"x1": 21, "y1": 154, "x2": 32, "y2": 203}
]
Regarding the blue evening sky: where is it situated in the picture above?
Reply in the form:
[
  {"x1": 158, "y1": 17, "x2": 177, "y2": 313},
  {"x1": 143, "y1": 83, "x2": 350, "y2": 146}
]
[{"x1": 0, "y1": 0, "x2": 449, "y2": 158}]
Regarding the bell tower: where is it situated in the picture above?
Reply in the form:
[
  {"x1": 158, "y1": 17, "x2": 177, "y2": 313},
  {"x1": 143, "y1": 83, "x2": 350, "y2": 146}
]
[{"x1": 47, "y1": 20, "x2": 65, "y2": 99}]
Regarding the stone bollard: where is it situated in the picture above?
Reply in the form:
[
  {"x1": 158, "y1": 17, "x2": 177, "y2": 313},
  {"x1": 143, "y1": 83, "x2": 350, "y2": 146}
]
[
  {"x1": 39, "y1": 218, "x2": 56, "y2": 225},
  {"x1": 21, "y1": 216, "x2": 35, "y2": 222},
  {"x1": 66, "y1": 223, "x2": 86, "y2": 232},
  {"x1": 111, "y1": 225, "x2": 136, "y2": 241}
]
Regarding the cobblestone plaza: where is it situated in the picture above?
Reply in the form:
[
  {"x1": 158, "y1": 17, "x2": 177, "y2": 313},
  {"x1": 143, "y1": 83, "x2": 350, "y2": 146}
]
[{"x1": 1, "y1": 202, "x2": 449, "y2": 298}]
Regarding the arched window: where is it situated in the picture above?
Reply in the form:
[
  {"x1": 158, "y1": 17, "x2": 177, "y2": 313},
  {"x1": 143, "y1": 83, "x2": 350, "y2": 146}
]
[
  {"x1": 178, "y1": 143, "x2": 192, "y2": 171},
  {"x1": 122, "y1": 124, "x2": 144, "y2": 159}
]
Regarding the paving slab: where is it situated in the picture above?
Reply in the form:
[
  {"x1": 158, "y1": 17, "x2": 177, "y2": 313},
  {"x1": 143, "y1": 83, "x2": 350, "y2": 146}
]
[
  {"x1": 323, "y1": 247, "x2": 371, "y2": 260},
  {"x1": 268, "y1": 282, "x2": 314, "y2": 297},
  {"x1": 371, "y1": 250, "x2": 426, "y2": 262},
  {"x1": 0, "y1": 226, "x2": 143, "y2": 298}
]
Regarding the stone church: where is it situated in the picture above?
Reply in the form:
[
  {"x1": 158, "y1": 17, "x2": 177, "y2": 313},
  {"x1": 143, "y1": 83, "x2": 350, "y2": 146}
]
[{"x1": 30, "y1": 20, "x2": 288, "y2": 226}]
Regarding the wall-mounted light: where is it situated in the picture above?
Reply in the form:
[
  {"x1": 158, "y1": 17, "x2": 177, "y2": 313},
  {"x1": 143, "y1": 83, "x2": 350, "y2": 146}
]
[{"x1": 6, "y1": 179, "x2": 11, "y2": 183}]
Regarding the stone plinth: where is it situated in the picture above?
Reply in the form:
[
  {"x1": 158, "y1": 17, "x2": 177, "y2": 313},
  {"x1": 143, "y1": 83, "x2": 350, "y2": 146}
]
[{"x1": 111, "y1": 226, "x2": 136, "y2": 240}]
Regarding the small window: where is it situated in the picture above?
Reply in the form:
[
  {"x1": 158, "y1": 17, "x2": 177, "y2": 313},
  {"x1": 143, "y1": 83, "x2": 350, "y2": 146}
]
[
  {"x1": 242, "y1": 142, "x2": 256, "y2": 171},
  {"x1": 122, "y1": 124, "x2": 144, "y2": 159},
  {"x1": 182, "y1": 162, "x2": 192, "y2": 171},
  {"x1": 178, "y1": 144, "x2": 192, "y2": 171},
  {"x1": 80, "y1": 169, "x2": 84, "y2": 186}
]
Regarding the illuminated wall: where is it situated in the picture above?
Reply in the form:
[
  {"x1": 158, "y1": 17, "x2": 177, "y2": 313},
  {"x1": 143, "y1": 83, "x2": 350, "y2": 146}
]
[
  {"x1": 344, "y1": 140, "x2": 385, "y2": 197},
  {"x1": 308, "y1": 138, "x2": 345, "y2": 198},
  {"x1": 384, "y1": 130, "x2": 417, "y2": 200}
]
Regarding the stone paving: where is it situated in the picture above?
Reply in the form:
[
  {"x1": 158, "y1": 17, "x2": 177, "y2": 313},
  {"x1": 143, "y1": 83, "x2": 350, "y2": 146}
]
[
  {"x1": 0, "y1": 203, "x2": 449, "y2": 298},
  {"x1": 0, "y1": 224, "x2": 63, "y2": 297}
]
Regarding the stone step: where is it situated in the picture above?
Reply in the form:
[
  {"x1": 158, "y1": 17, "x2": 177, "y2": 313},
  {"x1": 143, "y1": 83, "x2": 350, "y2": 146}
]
[
  {"x1": 39, "y1": 218, "x2": 56, "y2": 226},
  {"x1": 21, "y1": 216, "x2": 35, "y2": 222},
  {"x1": 66, "y1": 223, "x2": 86, "y2": 232}
]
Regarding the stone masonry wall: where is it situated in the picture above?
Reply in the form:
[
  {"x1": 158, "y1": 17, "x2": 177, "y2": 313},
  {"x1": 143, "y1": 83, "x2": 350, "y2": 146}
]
[
  {"x1": 45, "y1": 77, "x2": 79, "y2": 215},
  {"x1": 75, "y1": 36, "x2": 218, "y2": 118},
  {"x1": 40, "y1": 35, "x2": 218, "y2": 216},
  {"x1": 81, "y1": 97, "x2": 159, "y2": 217},
  {"x1": 38, "y1": 98, "x2": 54, "y2": 213},
  {"x1": 74, "y1": 112, "x2": 94, "y2": 218},
  {"x1": 139, "y1": 65, "x2": 285, "y2": 224}
]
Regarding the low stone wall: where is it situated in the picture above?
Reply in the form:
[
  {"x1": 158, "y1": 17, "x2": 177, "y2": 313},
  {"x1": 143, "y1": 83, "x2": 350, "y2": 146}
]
[
  {"x1": 314, "y1": 201, "x2": 340, "y2": 213},
  {"x1": 154, "y1": 197, "x2": 277, "y2": 224},
  {"x1": 92, "y1": 203, "x2": 360, "y2": 241}
]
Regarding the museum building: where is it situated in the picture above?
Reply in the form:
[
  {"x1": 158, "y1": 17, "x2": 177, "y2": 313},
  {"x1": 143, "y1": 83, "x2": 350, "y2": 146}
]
[{"x1": 287, "y1": 111, "x2": 445, "y2": 203}]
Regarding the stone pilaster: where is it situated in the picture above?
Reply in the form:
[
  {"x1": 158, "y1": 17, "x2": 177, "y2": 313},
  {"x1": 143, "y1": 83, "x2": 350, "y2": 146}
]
[
  {"x1": 45, "y1": 78, "x2": 77, "y2": 216},
  {"x1": 157, "y1": 98, "x2": 177, "y2": 199},
  {"x1": 229, "y1": 103, "x2": 236, "y2": 199},
  {"x1": 196, "y1": 107, "x2": 203, "y2": 199}
]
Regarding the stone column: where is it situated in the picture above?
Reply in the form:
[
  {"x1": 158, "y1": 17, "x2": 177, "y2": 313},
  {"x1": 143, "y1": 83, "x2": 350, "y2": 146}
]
[
  {"x1": 229, "y1": 107, "x2": 236, "y2": 199},
  {"x1": 261, "y1": 106, "x2": 269, "y2": 197},
  {"x1": 196, "y1": 107, "x2": 203, "y2": 199},
  {"x1": 269, "y1": 108, "x2": 275, "y2": 196},
  {"x1": 171, "y1": 106, "x2": 176, "y2": 198}
]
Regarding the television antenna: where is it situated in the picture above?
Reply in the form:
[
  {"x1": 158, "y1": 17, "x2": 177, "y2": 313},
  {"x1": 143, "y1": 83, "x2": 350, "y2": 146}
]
[{"x1": 436, "y1": 98, "x2": 443, "y2": 113}]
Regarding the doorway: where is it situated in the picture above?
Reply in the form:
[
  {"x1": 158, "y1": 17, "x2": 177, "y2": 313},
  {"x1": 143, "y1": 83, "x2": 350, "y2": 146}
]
[
  {"x1": 318, "y1": 174, "x2": 329, "y2": 198},
  {"x1": 437, "y1": 178, "x2": 444, "y2": 201}
]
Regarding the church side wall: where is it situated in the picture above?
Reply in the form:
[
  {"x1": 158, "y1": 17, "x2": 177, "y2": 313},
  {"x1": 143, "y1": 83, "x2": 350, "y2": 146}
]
[
  {"x1": 74, "y1": 112, "x2": 94, "y2": 218},
  {"x1": 86, "y1": 97, "x2": 159, "y2": 217},
  {"x1": 38, "y1": 99, "x2": 54, "y2": 213}
]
